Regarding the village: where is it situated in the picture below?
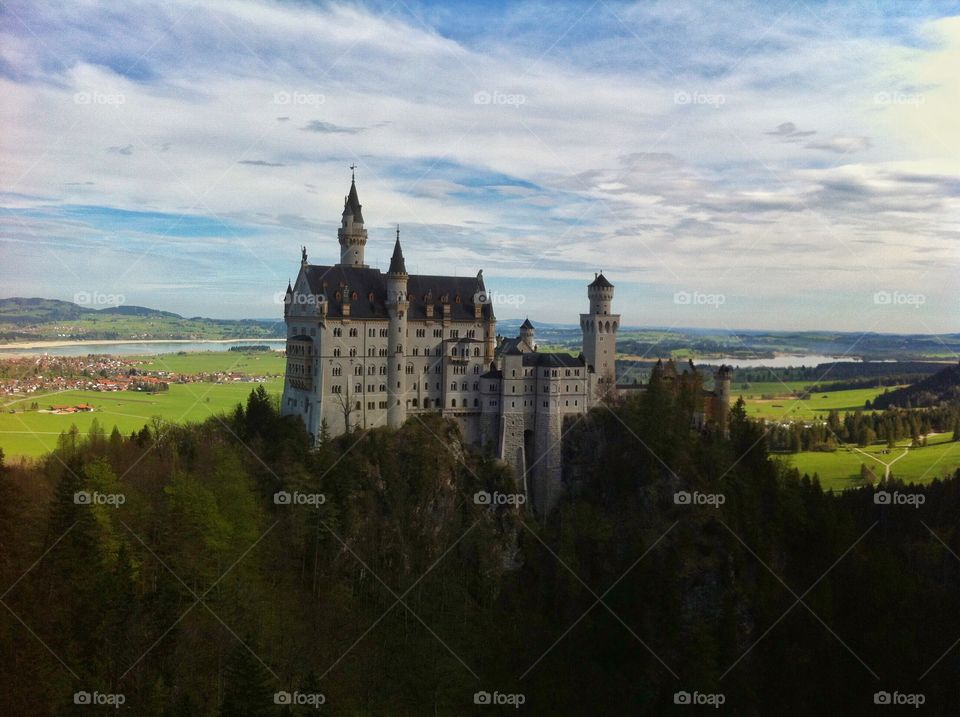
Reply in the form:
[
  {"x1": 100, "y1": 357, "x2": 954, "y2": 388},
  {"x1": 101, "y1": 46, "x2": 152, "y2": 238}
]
[{"x1": 0, "y1": 354, "x2": 273, "y2": 411}]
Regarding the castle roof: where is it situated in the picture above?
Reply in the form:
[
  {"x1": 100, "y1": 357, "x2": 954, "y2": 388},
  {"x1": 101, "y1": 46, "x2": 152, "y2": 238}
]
[
  {"x1": 520, "y1": 318, "x2": 534, "y2": 330},
  {"x1": 521, "y1": 352, "x2": 584, "y2": 369},
  {"x1": 302, "y1": 264, "x2": 494, "y2": 321},
  {"x1": 388, "y1": 235, "x2": 406, "y2": 275},
  {"x1": 342, "y1": 178, "x2": 364, "y2": 223},
  {"x1": 588, "y1": 272, "x2": 613, "y2": 288}
]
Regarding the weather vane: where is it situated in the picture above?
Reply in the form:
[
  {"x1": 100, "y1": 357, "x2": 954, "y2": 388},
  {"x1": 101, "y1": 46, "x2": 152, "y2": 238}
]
[{"x1": 349, "y1": 163, "x2": 357, "y2": 180}]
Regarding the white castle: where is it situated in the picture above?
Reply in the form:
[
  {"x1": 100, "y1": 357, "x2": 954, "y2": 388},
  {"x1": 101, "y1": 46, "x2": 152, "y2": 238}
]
[{"x1": 281, "y1": 175, "x2": 728, "y2": 515}]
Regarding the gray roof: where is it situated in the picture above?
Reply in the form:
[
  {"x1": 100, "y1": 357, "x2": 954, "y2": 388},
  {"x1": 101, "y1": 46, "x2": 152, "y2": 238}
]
[
  {"x1": 522, "y1": 352, "x2": 585, "y2": 369},
  {"x1": 388, "y1": 237, "x2": 406, "y2": 275},
  {"x1": 520, "y1": 318, "x2": 534, "y2": 330},
  {"x1": 343, "y1": 179, "x2": 364, "y2": 223},
  {"x1": 588, "y1": 272, "x2": 613, "y2": 288},
  {"x1": 303, "y1": 264, "x2": 494, "y2": 321}
]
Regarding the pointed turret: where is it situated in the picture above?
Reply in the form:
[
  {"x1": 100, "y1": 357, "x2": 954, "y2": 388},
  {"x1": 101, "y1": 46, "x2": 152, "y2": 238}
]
[
  {"x1": 338, "y1": 171, "x2": 368, "y2": 267},
  {"x1": 388, "y1": 226, "x2": 407, "y2": 275},
  {"x1": 343, "y1": 177, "x2": 364, "y2": 223}
]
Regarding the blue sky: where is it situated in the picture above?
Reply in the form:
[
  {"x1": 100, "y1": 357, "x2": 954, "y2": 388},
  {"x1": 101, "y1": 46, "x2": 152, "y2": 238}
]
[{"x1": 0, "y1": 0, "x2": 958, "y2": 333}]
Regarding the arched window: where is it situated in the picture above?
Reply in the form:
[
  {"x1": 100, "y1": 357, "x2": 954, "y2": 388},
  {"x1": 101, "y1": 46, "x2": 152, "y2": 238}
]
[{"x1": 451, "y1": 399, "x2": 457, "y2": 407}]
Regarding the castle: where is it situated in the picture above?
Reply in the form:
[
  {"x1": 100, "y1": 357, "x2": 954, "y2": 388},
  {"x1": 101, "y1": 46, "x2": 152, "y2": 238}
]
[{"x1": 282, "y1": 175, "x2": 730, "y2": 515}]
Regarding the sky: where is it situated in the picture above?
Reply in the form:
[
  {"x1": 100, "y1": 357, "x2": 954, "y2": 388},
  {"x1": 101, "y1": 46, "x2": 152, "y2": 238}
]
[{"x1": 1, "y1": 0, "x2": 958, "y2": 333}]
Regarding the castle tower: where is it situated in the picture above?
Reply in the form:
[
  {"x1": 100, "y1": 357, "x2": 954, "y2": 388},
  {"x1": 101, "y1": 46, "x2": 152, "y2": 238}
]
[
  {"x1": 714, "y1": 365, "x2": 732, "y2": 435},
  {"x1": 580, "y1": 272, "x2": 620, "y2": 393},
  {"x1": 386, "y1": 228, "x2": 409, "y2": 429},
  {"x1": 519, "y1": 318, "x2": 536, "y2": 351},
  {"x1": 338, "y1": 170, "x2": 368, "y2": 267}
]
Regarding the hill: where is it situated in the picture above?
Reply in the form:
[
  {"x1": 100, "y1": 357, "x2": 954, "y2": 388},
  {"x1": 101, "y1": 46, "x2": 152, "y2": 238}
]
[
  {"x1": 0, "y1": 297, "x2": 283, "y2": 343},
  {"x1": 872, "y1": 362, "x2": 960, "y2": 408}
]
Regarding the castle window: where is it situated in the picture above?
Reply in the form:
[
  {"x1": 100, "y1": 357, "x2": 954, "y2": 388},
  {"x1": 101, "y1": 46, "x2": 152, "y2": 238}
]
[
  {"x1": 473, "y1": 383, "x2": 479, "y2": 391},
  {"x1": 455, "y1": 294, "x2": 461, "y2": 303},
  {"x1": 474, "y1": 398, "x2": 479, "y2": 407},
  {"x1": 467, "y1": 329, "x2": 475, "y2": 338},
  {"x1": 412, "y1": 398, "x2": 418, "y2": 407},
  {"x1": 354, "y1": 366, "x2": 362, "y2": 376},
  {"x1": 368, "y1": 328, "x2": 375, "y2": 337},
  {"x1": 412, "y1": 348, "x2": 419, "y2": 356},
  {"x1": 416, "y1": 328, "x2": 425, "y2": 337},
  {"x1": 349, "y1": 328, "x2": 358, "y2": 337},
  {"x1": 368, "y1": 348, "x2": 375, "y2": 356},
  {"x1": 473, "y1": 347, "x2": 480, "y2": 356},
  {"x1": 424, "y1": 398, "x2": 431, "y2": 408},
  {"x1": 368, "y1": 365, "x2": 375, "y2": 375},
  {"x1": 355, "y1": 401, "x2": 361, "y2": 410},
  {"x1": 368, "y1": 401, "x2": 374, "y2": 410},
  {"x1": 331, "y1": 385, "x2": 342, "y2": 393},
  {"x1": 335, "y1": 291, "x2": 341, "y2": 301},
  {"x1": 380, "y1": 366, "x2": 386, "y2": 375},
  {"x1": 333, "y1": 327, "x2": 342, "y2": 337},
  {"x1": 511, "y1": 401, "x2": 515, "y2": 407},
  {"x1": 352, "y1": 291, "x2": 358, "y2": 301},
  {"x1": 434, "y1": 329, "x2": 442, "y2": 338},
  {"x1": 349, "y1": 348, "x2": 357, "y2": 357},
  {"x1": 451, "y1": 382, "x2": 457, "y2": 390},
  {"x1": 473, "y1": 365, "x2": 479, "y2": 374},
  {"x1": 451, "y1": 399, "x2": 457, "y2": 407},
  {"x1": 380, "y1": 384, "x2": 386, "y2": 392},
  {"x1": 368, "y1": 293, "x2": 374, "y2": 303},
  {"x1": 543, "y1": 401, "x2": 548, "y2": 408}
]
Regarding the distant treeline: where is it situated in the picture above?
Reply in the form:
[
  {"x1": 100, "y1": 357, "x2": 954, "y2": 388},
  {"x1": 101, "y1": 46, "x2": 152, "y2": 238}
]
[{"x1": 229, "y1": 344, "x2": 273, "y2": 352}]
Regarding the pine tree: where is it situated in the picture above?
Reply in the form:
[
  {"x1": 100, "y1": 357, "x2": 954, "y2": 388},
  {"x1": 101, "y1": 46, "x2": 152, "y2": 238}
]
[{"x1": 219, "y1": 644, "x2": 275, "y2": 717}]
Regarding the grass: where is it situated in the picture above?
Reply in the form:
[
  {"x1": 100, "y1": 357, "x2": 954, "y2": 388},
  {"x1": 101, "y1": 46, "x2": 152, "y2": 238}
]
[
  {"x1": 0, "y1": 379, "x2": 283, "y2": 459},
  {"x1": 739, "y1": 385, "x2": 902, "y2": 421},
  {"x1": 133, "y1": 350, "x2": 286, "y2": 375},
  {"x1": 783, "y1": 432, "x2": 960, "y2": 491}
]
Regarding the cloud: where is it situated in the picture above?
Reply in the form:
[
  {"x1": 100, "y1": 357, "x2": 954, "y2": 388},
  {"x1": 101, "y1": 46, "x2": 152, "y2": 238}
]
[
  {"x1": 766, "y1": 122, "x2": 817, "y2": 140},
  {"x1": 238, "y1": 159, "x2": 286, "y2": 167},
  {"x1": 300, "y1": 120, "x2": 364, "y2": 134},
  {"x1": 805, "y1": 136, "x2": 872, "y2": 153},
  {"x1": 106, "y1": 144, "x2": 134, "y2": 155}
]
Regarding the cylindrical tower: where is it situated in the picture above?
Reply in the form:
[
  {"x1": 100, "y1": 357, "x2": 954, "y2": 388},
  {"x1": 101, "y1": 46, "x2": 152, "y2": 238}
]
[{"x1": 386, "y1": 232, "x2": 408, "y2": 429}]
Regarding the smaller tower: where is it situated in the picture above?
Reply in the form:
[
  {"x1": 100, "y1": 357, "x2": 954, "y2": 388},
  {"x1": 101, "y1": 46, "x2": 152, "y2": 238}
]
[
  {"x1": 386, "y1": 227, "x2": 409, "y2": 429},
  {"x1": 714, "y1": 365, "x2": 732, "y2": 435},
  {"x1": 519, "y1": 318, "x2": 536, "y2": 351},
  {"x1": 338, "y1": 169, "x2": 368, "y2": 267},
  {"x1": 580, "y1": 272, "x2": 620, "y2": 394}
]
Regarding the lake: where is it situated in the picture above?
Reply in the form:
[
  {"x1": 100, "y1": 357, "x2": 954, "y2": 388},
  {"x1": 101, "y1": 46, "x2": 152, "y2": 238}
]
[{"x1": 0, "y1": 340, "x2": 287, "y2": 357}]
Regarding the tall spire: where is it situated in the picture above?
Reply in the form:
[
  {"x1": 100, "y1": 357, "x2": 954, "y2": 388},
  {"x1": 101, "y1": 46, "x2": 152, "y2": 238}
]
[
  {"x1": 389, "y1": 226, "x2": 407, "y2": 275},
  {"x1": 343, "y1": 171, "x2": 363, "y2": 224}
]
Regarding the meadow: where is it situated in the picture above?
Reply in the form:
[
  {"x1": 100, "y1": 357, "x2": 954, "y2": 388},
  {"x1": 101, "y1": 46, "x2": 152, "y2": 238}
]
[
  {"x1": 784, "y1": 432, "x2": 960, "y2": 491},
  {"x1": 0, "y1": 350, "x2": 285, "y2": 459},
  {"x1": 736, "y1": 382, "x2": 899, "y2": 421}
]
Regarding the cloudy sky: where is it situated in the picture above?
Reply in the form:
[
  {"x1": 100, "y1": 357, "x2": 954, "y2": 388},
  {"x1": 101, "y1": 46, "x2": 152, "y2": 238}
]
[{"x1": 1, "y1": 0, "x2": 958, "y2": 333}]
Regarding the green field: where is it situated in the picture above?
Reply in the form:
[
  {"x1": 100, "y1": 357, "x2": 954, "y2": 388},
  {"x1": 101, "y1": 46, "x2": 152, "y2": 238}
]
[
  {"x1": 0, "y1": 380, "x2": 284, "y2": 458},
  {"x1": 784, "y1": 432, "x2": 960, "y2": 491},
  {"x1": 134, "y1": 350, "x2": 286, "y2": 375},
  {"x1": 738, "y1": 384, "x2": 900, "y2": 421}
]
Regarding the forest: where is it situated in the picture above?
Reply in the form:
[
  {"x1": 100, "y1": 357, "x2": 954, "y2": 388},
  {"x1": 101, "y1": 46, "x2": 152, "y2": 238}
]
[{"x1": 1, "y1": 383, "x2": 959, "y2": 714}]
